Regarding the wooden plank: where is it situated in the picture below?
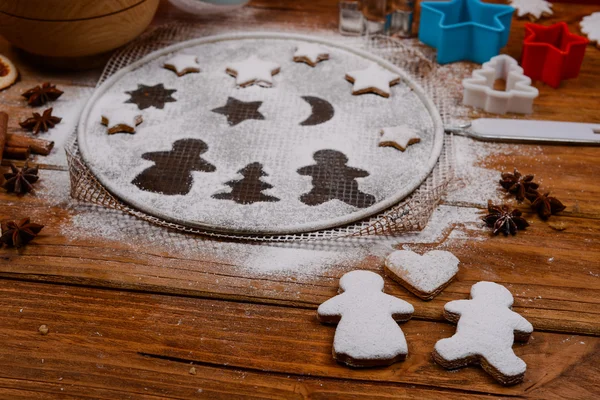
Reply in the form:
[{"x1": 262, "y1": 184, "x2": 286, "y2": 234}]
[
  {"x1": 0, "y1": 1, "x2": 597, "y2": 398},
  {"x1": 0, "y1": 196, "x2": 599, "y2": 335},
  {"x1": 0, "y1": 39, "x2": 101, "y2": 88},
  {"x1": 442, "y1": 143, "x2": 600, "y2": 217},
  {"x1": 0, "y1": 280, "x2": 597, "y2": 398}
]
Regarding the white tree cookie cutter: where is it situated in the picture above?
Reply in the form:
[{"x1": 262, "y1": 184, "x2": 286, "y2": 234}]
[{"x1": 462, "y1": 55, "x2": 539, "y2": 115}]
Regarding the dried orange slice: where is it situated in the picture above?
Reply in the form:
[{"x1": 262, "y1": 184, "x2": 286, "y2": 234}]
[{"x1": 0, "y1": 54, "x2": 18, "y2": 90}]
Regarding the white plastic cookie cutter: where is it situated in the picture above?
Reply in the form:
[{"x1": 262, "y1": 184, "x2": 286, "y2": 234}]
[{"x1": 462, "y1": 54, "x2": 539, "y2": 115}]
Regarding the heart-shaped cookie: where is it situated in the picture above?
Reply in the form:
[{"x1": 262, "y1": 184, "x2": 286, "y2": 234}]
[{"x1": 384, "y1": 250, "x2": 460, "y2": 300}]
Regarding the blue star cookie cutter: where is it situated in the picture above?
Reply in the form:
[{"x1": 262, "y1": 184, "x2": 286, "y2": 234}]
[{"x1": 418, "y1": 0, "x2": 515, "y2": 64}]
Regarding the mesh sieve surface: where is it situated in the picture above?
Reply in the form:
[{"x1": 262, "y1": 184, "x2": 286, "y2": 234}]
[{"x1": 66, "y1": 24, "x2": 456, "y2": 241}]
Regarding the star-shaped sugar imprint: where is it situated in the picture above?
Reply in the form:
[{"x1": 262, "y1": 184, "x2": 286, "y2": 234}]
[
  {"x1": 510, "y1": 0, "x2": 553, "y2": 21},
  {"x1": 163, "y1": 54, "x2": 201, "y2": 76},
  {"x1": 101, "y1": 108, "x2": 143, "y2": 134},
  {"x1": 225, "y1": 56, "x2": 281, "y2": 88},
  {"x1": 379, "y1": 126, "x2": 421, "y2": 151},
  {"x1": 345, "y1": 63, "x2": 401, "y2": 98},
  {"x1": 211, "y1": 97, "x2": 265, "y2": 126},
  {"x1": 293, "y1": 43, "x2": 330, "y2": 67},
  {"x1": 125, "y1": 83, "x2": 177, "y2": 110}
]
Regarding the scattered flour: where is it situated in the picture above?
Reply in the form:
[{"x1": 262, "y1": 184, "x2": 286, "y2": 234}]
[
  {"x1": 445, "y1": 135, "x2": 542, "y2": 207},
  {"x1": 26, "y1": 86, "x2": 94, "y2": 167},
  {"x1": 35, "y1": 154, "x2": 488, "y2": 279},
  {"x1": 78, "y1": 36, "x2": 440, "y2": 233},
  {"x1": 27, "y1": 29, "x2": 520, "y2": 278}
]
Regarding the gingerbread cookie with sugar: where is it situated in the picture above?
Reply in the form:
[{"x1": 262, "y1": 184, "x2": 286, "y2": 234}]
[
  {"x1": 385, "y1": 250, "x2": 459, "y2": 300},
  {"x1": 163, "y1": 54, "x2": 201, "y2": 76},
  {"x1": 580, "y1": 12, "x2": 600, "y2": 48},
  {"x1": 345, "y1": 63, "x2": 400, "y2": 98},
  {"x1": 433, "y1": 281, "x2": 534, "y2": 385},
  {"x1": 317, "y1": 270, "x2": 414, "y2": 367},
  {"x1": 225, "y1": 55, "x2": 280, "y2": 87},
  {"x1": 510, "y1": 0, "x2": 553, "y2": 21},
  {"x1": 293, "y1": 43, "x2": 329, "y2": 67},
  {"x1": 379, "y1": 126, "x2": 421, "y2": 152},
  {"x1": 101, "y1": 108, "x2": 143, "y2": 135}
]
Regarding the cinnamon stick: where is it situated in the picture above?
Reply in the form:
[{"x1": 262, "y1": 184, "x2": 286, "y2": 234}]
[
  {"x1": 3, "y1": 146, "x2": 30, "y2": 160},
  {"x1": 6, "y1": 133, "x2": 54, "y2": 155},
  {"x1": 0, "y1": 111, "x2": 7, "y2": 164}
]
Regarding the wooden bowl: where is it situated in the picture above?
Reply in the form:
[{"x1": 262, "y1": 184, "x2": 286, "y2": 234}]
[{"x1": 0, "y1": 0, "x2": 159, "y2": 58}]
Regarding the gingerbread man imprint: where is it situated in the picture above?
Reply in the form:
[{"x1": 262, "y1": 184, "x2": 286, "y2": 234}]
[
  {"x1": 317, "y1": 270, "x2": 414, "y2": 367},
  {"x1": 432, "y1": 281, "x2": 533, "y2": 385},
  {"x1": 132, "y1": 139, "x2": 216, "y2": 195},
  {"x1": 297, "y1": 150, "x2": 376, "y2": 208}
]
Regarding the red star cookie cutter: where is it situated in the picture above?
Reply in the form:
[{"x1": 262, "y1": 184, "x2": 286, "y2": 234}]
[{"x1": 521, "y1": 22, "x2": 588, "y2": 88}]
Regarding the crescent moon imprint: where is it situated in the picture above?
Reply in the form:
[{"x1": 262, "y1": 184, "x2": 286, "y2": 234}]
[{"x1": 299, "y1": 96, "x2": 335, "y2": 126}]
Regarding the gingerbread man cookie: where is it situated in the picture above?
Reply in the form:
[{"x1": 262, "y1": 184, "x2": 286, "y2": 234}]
[
  {"x1": 317, "y1": 270, "x2": 414, "y2": 367},
  {"x1": 433, "y1": 281, "x2": 533, "y2": 385}
]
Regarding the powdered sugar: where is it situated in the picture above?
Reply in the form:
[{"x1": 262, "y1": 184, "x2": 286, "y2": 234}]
[
  {"x1": 225, "y1": 243, "x2": 372, "y2": 276},
  {"x1": 34, "y1": 30, "x2": 507, "y2": 279},
  {"x1": 78, "y1": 34, "x2": 442, "y2": 234},
  {"x1": 34, "y1": 158, "x2": 486, "y2": 278},
  {"x1": 31, "y1": 86, "x2": 94, "y2": 167},
  {"x1": 385, "y1": 250, "x2": 459, "y2": 294},
  {"x1": 434, "y1": 281, "x2": 533, "y2": 380},
  {"x1": 318, "y1": 270, "x2": 414, "y2": 365}
]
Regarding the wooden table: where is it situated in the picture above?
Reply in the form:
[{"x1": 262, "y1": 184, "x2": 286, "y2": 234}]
[{"x1": 1, "y1": 1, "x2": 599, "y2": 398}]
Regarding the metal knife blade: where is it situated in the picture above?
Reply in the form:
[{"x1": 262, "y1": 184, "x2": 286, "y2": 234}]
[{"x1": 448, "y1": 118, "x2": 600, "y2": 145}]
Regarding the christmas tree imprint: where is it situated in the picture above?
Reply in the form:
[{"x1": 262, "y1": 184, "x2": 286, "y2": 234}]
[
  {"x1": 212, "y1": 162, "x2": 279, "y2": 204},
  {"x1": 297, "y1": 149, "x2": 376, "y2": 208},
  {"x1": 132, "y1": 139, "x2": 216, "y2": 195}
]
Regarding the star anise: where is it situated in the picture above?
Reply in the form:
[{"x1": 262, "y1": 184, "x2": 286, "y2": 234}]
[
  {"x1": 22, "y1": 82, "x2": 64, "y2": 106},
  {"x1": 2, "y1": 162, "x2": 39, "y2": 195},
  {"x1": 0, "y1": 218, "x2": 44, "y2": 248},
  {"x1": 483, "y1": 201, "x2": 529, "y2": 236},
  {"x1": 19, "y1": 108, "x2": 62, "y2": 134},
  {"x1": 525, "y1": 190, "x2": 566, "y2": 220},
  {"x1": 499, "y1": 168, "x2": 539, "y2": 201}
]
